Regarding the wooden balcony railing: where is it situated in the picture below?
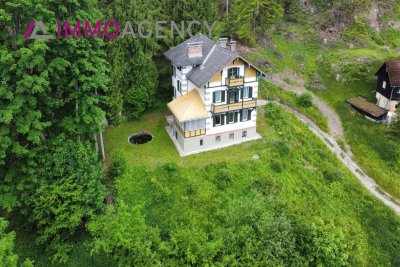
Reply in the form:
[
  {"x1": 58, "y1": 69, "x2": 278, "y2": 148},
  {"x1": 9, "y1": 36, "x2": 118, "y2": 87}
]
[
  {"x1": 211, "y1": 99, "x2": 257, "y2": 113},
  {"x1": 175, "y1": 120, "x2": 206, "y2": 138},
  {"x1": 225, "y1": 77, "x2": 244, "y2": 87}
]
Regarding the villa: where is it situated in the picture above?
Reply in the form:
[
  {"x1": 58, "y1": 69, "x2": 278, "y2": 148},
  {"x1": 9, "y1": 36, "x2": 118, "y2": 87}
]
[{"x1": 164, "y1": 34, "x2": 267, "y2": 156}]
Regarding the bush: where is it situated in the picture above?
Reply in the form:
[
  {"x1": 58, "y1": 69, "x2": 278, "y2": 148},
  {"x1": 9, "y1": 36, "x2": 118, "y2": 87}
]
[
  {"x1": 271, "y1": 159, "x2": 284, "y2": 173},
  {"x1": 109, "y1": 151, "x2": 128, "y2": 178},
  {"x1": 323, "y1": 169, "x2": 345, "y2": 182},
  {"x1": 297, "y1": 93, "x2": 313, "y2": 108},
  {"x1": 300, "y1": 219, "x2": 350, "y2": 266}
]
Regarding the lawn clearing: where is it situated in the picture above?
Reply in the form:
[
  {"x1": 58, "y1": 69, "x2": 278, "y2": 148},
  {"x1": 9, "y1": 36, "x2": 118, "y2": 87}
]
[{"x1": 104, "y1": 108, "x2": 276, "y2": 169}]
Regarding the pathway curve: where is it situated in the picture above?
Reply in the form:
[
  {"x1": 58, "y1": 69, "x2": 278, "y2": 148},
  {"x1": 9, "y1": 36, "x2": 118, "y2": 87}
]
[
  {"x1": 258, "y1": 100, "x2": 400, "y2": 215},
  {"x1": 269, "y1": 73, "x2": 354, "y2": 154}
]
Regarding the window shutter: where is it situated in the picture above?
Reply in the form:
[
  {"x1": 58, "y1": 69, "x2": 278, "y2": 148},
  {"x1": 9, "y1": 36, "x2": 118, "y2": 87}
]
[
  {"x1": 234, "y1": 112, "x2": 239, "y2": 123},
  {"x1": 240, "y1": 110, "x2": 243, "y2": 121},
  {"x1": 249, "y1": 87, "x2": 253, "y2": 98},
  {"x1": 221, "y1": 90, "x2": 226, "y2": 102},
  {"x1": 213, "y1": 116, "x2": 216, "y2": 127},
  {"x1": 221, "y1": 114, "x2": 225, "y2": 125},
  {"x1": 213, "y1": 92, "x2": 216, "y2": 103},
  {"x1": 248, "y1": 109, "x2": 252, "y2": 121}
]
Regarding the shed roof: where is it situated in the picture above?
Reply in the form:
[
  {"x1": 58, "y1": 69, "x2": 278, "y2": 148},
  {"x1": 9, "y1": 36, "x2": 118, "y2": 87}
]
[
  {"x1": 167, "y1": 89, "x2": 208, "y2": 122},
  {"x1": 346, "y1": 96, "x2": 388, "y2": 118}
]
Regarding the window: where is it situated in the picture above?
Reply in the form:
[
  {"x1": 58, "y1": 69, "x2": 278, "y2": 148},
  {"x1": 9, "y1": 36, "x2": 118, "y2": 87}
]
[
  {"x1": 213, "y1": 90, "x2": 225, "y2": 103},
  {"x1": 215, "y1": 115, "x2": 221, "y2": 126},
  {"x1": 177, "y1": 80, "x2": 181, "y2": 93},
  {"x1": 229, "y1": 133, "x2": 234, "y2": 140},
  {"x1": 242, "y1": 109, "x2": 248, "y2": 121},
  {"x1": 228, "y1": 112, "x2": 234, "y2": 123},
  {"x1": 383, "y1": 81, "x2": 387, "y2": 89},
  {"x1": 215, "y1": 91, "x2": 222, "y2": 102},
  {"x1": 216, "y1": 136, "x2": 221, "y2": 143},
  {"x1": 175, "y1": 131, "x2": 178, "y2": 140},
  {"x1": 242, "y1": 131, "x2": 247, "y2": 138},
  {"x1": 213, "y1": 114, "x2": 224, "y2": 126},
  {"x1": 242, "y1": 87, "x2": 252, "y2": 99},
  {"x1": 243, "y1": 87, "x2": 249, "y2": 99},
  {"x1": 227, "y1": 67, "x2": 240, "y2": 79},
  {"x1": 228, "y1": 89, "x2": 239, "y2": 103},
  {"x1": 184, "y1": 119, "x2": 206, "y2": 131},
  {"x1": 200, "y1": 139, "x2": 203, "y2": 146}
]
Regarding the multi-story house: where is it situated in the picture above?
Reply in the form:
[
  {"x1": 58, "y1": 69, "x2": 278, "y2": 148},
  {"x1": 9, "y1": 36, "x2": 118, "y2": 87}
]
[{"x1": 164, "y1": 34, "x2": 267, "y2": 156}]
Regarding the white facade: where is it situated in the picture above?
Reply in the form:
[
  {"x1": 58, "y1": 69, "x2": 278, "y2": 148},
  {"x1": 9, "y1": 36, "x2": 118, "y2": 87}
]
[{"x1": 168, "y1": 58, "x2": 263, "y2": 156}]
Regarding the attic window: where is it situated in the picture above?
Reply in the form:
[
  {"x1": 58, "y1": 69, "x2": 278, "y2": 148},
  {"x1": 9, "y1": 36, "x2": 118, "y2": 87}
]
[{"x1": 383, "y1": 81, "x2": 387, "y2": 89}]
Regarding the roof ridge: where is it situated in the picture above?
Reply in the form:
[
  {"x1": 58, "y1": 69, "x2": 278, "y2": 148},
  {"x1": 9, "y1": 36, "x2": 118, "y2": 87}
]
[{"x1": 200, "y1": 44, "x2": 217, "y2": 69}]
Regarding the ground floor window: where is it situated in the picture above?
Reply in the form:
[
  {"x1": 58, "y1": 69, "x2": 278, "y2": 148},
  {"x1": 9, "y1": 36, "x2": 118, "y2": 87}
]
[
  {"x1": 242, "y1": 131, "x2": 247, "y2": 138},
  {"x1": 200, "y1": 139, "x2": 203, "y2": 146},
  {"x1": 216, "y1": 136, "x2": 221, "y2": 143},
  {"x1": 229, "y1": 133, "x2": 234, "y2": 140},
  {"x1": 213, "y1": 114, "x2": 225, "y2": 126}
]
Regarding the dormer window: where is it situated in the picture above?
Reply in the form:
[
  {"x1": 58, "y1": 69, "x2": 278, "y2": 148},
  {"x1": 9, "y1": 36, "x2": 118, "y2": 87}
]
[{"x1": 383, "y1": 81, "x2": 387, "y2": 89}]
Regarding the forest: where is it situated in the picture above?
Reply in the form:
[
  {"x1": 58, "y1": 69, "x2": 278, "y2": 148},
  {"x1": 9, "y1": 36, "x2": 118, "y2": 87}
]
[{"x1": 1, "y1": 0, "x2": 400, "y2": 266}]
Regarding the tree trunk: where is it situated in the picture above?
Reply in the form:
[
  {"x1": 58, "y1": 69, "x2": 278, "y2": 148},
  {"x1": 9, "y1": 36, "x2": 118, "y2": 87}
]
[{"x1": 93, "y1": 133, "x2": 99, "y2": 152}]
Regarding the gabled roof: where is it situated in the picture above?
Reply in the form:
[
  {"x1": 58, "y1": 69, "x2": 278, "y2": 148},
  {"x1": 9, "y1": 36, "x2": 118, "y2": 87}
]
[
  {"x1": 164, "y1": 34, "x2": 268, "y2": 88},
  {"x1": 376, "y1": 61, "x2": 400, "y2": 87},
  {"x1": 164, "y1": 34, "x2": 215, "y2": 66},
  {"x1": 167, "y1": 89, "x2": 208, "y2": 122},
  {"x1": 187, "y1": 45, "x2": 238, "y2": 88},
  {"x1": 386, "y1": 61, "x2": 400, "y2": 87}
]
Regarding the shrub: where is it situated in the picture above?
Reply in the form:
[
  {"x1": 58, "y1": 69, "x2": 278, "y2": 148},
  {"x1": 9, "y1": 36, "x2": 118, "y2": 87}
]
[
  {"x1": 323, "y1": 169, "x2": 345, "y2": 182},
  {"x1": 109, "y1": 150, "x2": 128, "y2": 178},
  {"x1": 215, "y1": 168, "x2": 234, "y2": 190},
  {"x1": 297, "y1": 93, "x2": 313, "y2": 108},
  {"x1": 271, "y1": 159, "x2": 284, "y2": 173}
]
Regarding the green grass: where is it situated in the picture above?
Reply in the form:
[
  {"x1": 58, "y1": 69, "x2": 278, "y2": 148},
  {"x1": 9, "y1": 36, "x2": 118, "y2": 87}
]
[
  {"x1": 104, "y1": 109, "x2": 273, "y2": 169},
  {"x1": 246, "y1": 22, "x2": 400, "y2": 198},
  {"x1": 101, "y1": 104, "x2": 400, "y2": 266},
  {"x1": 260, "y1": 81, "x2": 329, "y2": 132},
  {"x1": 312, "y1": 64, "x2": 400, "y2": 198}
]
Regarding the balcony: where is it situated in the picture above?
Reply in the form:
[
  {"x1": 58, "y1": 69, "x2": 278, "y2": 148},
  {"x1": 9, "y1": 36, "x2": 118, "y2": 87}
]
[
  {"x1": 211, "y1": 99, "x2": 257, "y2": 113},
  {"x1": 225, "y1": 77, "x2": 244, "y2": 87},
  {"x1": 175, "y1": 120, "x2": 205, "y2": 138}
]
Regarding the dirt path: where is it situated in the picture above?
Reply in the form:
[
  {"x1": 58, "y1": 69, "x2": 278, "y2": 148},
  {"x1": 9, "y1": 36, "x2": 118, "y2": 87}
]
[
  {"x1": 270, "y1": 72, "x2": 352, "y2": 154},
  {"x1": 258, "y1": 100, "x2": 400, "y2": 215}
]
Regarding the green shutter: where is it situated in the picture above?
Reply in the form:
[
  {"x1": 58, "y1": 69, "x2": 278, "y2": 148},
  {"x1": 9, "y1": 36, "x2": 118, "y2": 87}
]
[
  {"x1": 249, "y1": 87, "x2": 253, "y2": 98},
  {"x1": 234, "y1": 112, "x2": 239, "y2": 123},
  {"x1": 213, "y1": 116, "x2": 216, "y2": 126},
  {"x1": 221, "y1": 114, "x2": 225, "y2": 125},
  {"x1": 213, "y1": 92, "x2": 216, "y2": 103},
  {"x1": 221, "y1": 90, "x2": 226, "y2": 102},
  {"x1": 248, "y1": 109, "x2": 252, "y2": 121}
]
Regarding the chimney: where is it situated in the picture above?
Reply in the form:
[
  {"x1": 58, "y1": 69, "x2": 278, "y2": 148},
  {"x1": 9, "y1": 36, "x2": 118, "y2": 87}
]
[
  {"x1": 187, "y1": 42, "x2": 203, "y2": 58},
  {"x1": 218, "y1": 37, "x2": 228, "y2": 48},
  {"x1": 230, "y1": 40, "x2": 237, "y2": 52}
]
